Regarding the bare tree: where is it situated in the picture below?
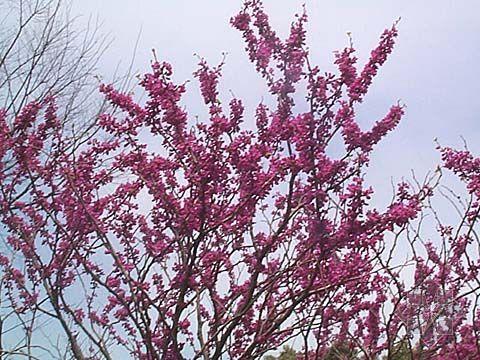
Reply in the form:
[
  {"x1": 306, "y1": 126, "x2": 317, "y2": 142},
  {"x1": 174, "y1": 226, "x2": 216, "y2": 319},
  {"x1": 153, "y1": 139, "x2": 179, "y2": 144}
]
[{"x1": 0, "y1": 0, "x2": 110, "y2": 121}]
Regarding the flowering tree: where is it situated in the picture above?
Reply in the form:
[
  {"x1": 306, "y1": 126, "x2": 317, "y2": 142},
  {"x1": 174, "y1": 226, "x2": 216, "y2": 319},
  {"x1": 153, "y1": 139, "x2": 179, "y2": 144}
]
[
  {"x1": 0, "y1": 0, "x2": 119, "y2": 357},
  {"x1": 0, "y1": 0, "x2": 479, "y2": 359}
]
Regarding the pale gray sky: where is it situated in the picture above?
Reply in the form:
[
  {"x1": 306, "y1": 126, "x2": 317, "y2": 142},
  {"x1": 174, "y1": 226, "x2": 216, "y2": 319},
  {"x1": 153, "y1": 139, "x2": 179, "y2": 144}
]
[{"x1": 73, "y1": 0, "x2": 480, "y2": 209}]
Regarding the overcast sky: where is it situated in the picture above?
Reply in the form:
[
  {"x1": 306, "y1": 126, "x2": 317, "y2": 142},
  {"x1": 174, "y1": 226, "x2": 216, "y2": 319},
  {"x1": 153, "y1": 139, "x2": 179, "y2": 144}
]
[{"x1": 72, "y1": 0, "x2": 480, "y2": 211}]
